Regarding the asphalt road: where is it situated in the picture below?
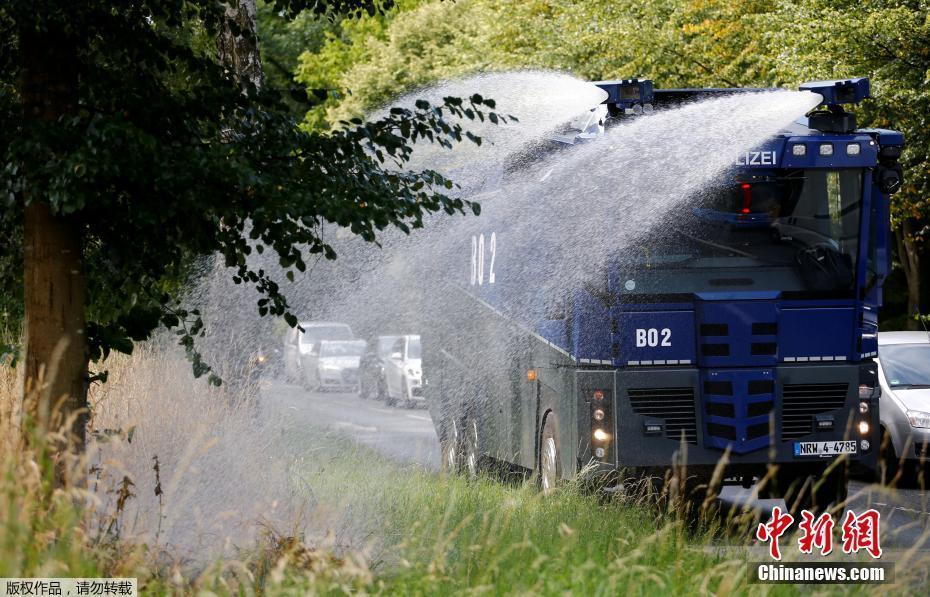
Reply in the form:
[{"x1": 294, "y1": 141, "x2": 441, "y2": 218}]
[
  {"x1": 262, "y1": 379, "x2": 930, "y2": 549},
  {"x1": 264, "y1": 379, "x2": 440, "y2": 469}
]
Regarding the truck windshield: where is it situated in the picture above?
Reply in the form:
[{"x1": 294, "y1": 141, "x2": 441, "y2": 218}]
[{"x1": 621, "y1": 169, "x2": 863, "y2": 296}]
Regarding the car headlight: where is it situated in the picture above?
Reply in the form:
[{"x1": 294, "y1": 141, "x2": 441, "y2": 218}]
[{"x1": 906, "y1": 410, "x2": 930, "y2": 429}]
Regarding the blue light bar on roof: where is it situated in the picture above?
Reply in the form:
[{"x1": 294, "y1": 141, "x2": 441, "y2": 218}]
[
  {"x1": 799, "y1": 77, "x2": 870, "y2": 107},
  {"x1": 594, "y1": 79, "x2": 654, "y2": 108}
]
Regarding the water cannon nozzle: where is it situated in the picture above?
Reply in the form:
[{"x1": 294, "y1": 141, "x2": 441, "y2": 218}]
[
  {"x1": 594, "y1": 78, "x2": 654, "y2": 110},
  {"x1": 799, "y1": 77, "x2": 870, "y2": 108}
]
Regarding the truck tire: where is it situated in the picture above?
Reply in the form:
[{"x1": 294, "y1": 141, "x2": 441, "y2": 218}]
[
  {"x1": 539, "y1": 414, "x2": 561, "y2": 494},
  {"x1": 464, "y1": 418, "x2": 480, "y2": 480},
  {"x1": 440, "y1": 418, "x2": 461, "y2": 475}
]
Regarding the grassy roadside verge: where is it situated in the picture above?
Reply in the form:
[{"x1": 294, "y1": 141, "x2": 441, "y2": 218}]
[
  {"x1": 285, "y1": 432, "x2": 736, "y2": 594},
  {"x1": 1, "y1": 343, "x2": 924, "y2": 595},
  {"x1": 274, "y1": 429, "x2": 920, "y2": 595}
]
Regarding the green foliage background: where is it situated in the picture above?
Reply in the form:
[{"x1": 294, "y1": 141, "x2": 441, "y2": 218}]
[{"x1": 275, "y1": 0, "x2": 929, "y2": 321}]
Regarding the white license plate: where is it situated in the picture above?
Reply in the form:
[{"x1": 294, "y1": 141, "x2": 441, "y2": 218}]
[{"x1": 794, "y1": 441, "x2": 858, "y2": 457}]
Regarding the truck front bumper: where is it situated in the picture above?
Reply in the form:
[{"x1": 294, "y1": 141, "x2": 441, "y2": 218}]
[{"x1": 576, "y1": 363, "x2": 879, "y2": 472}]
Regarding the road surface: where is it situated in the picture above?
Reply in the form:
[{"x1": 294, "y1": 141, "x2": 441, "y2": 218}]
[
  {"x1": 265, "y1": 380, "x2": 440, "y2": 469},
  {"x1": 263, "y1": 379, "x2": 930, "y2": 549}
]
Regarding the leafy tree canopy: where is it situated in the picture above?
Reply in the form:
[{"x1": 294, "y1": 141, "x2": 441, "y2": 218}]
[
  {"x1": 0, "y1": 0, "x2": 506, "y2": 381},
  {"x1": 294, "y1": 0, "x2": 929, "y2": 321}
]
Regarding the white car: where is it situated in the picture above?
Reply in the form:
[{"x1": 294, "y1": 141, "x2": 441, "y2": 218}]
[
  {"x1": 283, "y1": 321, "x2": 353, "y2": 382},
  {"x1": 307, "y1": 340, "x2": 366, "y2": 392},
  {"x1": 877, "y1": 331, "x2": 930, "y2": 484},
  {"x1": 384, "y1": 335, "x2": 423, "y2": 407}
]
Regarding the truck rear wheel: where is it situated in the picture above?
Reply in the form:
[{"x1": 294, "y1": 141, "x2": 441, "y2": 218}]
[
  {"x1": 464, "y1": 418, "x2": 480, "y2": 479},
  {"x1": 440, "y1": 418, "x2": 460, "y2": 475},
  {"x1": 539, "y1": 414, "x2": 561, "y2": 494}
]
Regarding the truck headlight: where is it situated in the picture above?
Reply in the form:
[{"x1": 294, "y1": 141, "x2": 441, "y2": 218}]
[{"x1": 907, "y1": 410, "x2": 930, "y2": 429}]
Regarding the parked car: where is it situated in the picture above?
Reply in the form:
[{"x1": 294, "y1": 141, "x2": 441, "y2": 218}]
[
  {"x1": 283, "y1": 321, "x2": 353, "y2": 382},
  {"x1": 358, "y1": 335, "x2": 401, "y2": 400},
  {"x1": 877, "y1": 331, "x2": 930, "y2": 486},
  {"x1": 384, "y1": 335, "x2": 423, "y2": 408},
  {"x1": 306, "y1": 339, "x2": 366, "y2": 392}
]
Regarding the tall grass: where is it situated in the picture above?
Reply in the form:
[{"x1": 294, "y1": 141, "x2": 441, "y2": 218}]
[
  {"x1": 2, "y1": 346, "x2": 929, "y2": 594},
  {"x1": 89, "y1": 345, "x2": 307, "y2": 564}
]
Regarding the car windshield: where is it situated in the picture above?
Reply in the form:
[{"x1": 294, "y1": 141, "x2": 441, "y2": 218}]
[
  {"x1": 880, "y1": 344, "x2": 930, "y2": 388},
  {"x1": 300, "y1": 325, "x2": 352, "y2": 345},
  {"x1": 377, "y1": 336, "x2": 399, "y2": 357},
  {"x1": 619, "y1": 169, "x2": 863, "y2": 296},
  {"x1": 408, "y1": 337, "x2": 421, "y2": 359},
  {"x1": 320, "y1": 341, "x2": 365, "y2": 357}
]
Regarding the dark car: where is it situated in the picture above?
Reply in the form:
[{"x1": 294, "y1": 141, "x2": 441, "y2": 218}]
[{"x1": 358, "y1": 335, "x2": 401, "y2": 400}]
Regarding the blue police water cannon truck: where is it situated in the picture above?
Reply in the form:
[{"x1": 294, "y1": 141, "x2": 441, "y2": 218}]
[{"x1": 424, "y1": 77, "x2": 904, "y2": 515}]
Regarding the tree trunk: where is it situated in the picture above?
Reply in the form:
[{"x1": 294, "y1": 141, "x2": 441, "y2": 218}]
[
  {"x1": 895, "y1": 221, "x2": 922, "y2": 330},
  {"x1": 218, "y1": 0, "x2": 265, "y2": 91},
  {"x1": 19, "y1": 26, "x2": 88, "y2": 455}
]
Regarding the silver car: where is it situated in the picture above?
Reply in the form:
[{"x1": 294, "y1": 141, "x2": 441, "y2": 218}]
[
  {"x1": 282, "y1": 321, "x2": 353, "y2": 382},
  {"x1": 309, "y1": 340, "x2": 366, "y2": 392},
  {"x1": 877, "y1": 331, "x2": 930, "y2": 483}
]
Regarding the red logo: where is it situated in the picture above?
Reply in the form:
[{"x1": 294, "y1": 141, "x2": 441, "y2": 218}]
[
  {"x1": 798, "y1": 511, "x2": 835, "y2": 555},
  {"x1": 841, "y1": 509, "x2": 882, "y2": 558},
  {"x1": 756, "y1": 506, "x2": 794, "y2": 560},
  {"x1": 757, "y1": 507, "x2": 882, "y2": 560}
]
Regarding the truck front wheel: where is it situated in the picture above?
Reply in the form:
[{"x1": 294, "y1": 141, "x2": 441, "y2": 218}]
[
  {"x1": 440, "y1": 418, "x2": 460, "y2": 475},
  {"x1": 539, "y1": 414, "x2": 561, "y2": 494},
  {"x1": 464, "y1": 419, "x2": 480, "y2": 480}
]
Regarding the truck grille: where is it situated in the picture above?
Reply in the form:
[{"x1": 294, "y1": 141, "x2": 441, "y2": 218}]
[
  {"x1": 781, "y1": 383, "x2": 848, "y2": 439},
  {"x1": 628, "y1": 387, "x2": 697, "y2": 444}
]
